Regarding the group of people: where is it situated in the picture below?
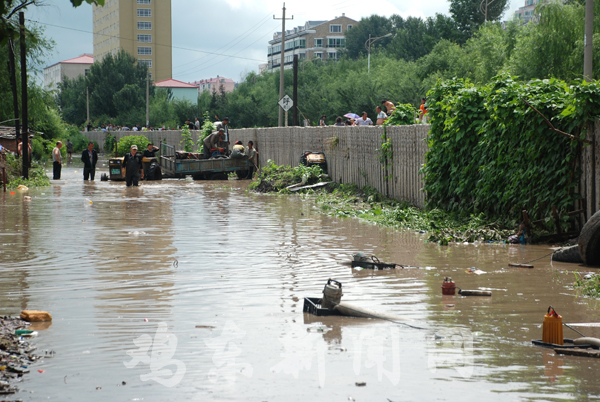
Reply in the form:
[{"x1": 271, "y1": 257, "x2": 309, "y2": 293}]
[{"x1": 318, "y1": 98, "x2": 428, "y2": 127}]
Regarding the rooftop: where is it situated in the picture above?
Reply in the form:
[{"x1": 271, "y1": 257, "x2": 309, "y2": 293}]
[
  {"x1": 155, "y1": 79, "x2": 199, "y2": 88},
  {"x1": 191, "y1": 76, "x2": 235, "y2": 85},
  {"x1": 61, "y1": 54, "x2": 94, "y2": 64}
]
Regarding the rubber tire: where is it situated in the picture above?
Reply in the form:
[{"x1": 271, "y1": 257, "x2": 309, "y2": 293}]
[
  {"x1": 192, "y1": 174, "x2": 206, "y2": 180},
  {"x1": 236, "y1": 170, "x2": 248, "y2": 179},
  {"x1": 579, "y1": 210, "x2": 600, "y2": 266},
  {"x1": 552, "y1": 245, "x2": 583, "y2": 263},
  {"x1": 210, "y1": 172, "x2": 228, "y2": 180},
  {"x1": 147, "y1": 162, "x2": 162, "y2": 181}
]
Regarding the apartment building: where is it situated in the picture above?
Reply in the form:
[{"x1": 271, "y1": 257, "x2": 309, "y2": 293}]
[
  {"x1": 192, "y1": 76, "x2": 236, "y2": 94},
  {"x1": 43, "y1": 54, "x2": 93, "y2": 90},
  {"x1": 267, "y1": 14, "x2": 358, "y2": 72},
  {"x1": 92, "y1": 0, "x2": 172, "y2": 81},
  {"x1": 514, "y1": 0, "x2": 546, "y2": 23}
]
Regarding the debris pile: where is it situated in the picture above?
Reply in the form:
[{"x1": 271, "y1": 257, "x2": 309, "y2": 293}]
[{"x1": 0, "y1": 316, "x2": 40, "y2": 395}]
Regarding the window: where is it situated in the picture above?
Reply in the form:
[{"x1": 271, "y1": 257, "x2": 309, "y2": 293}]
[
  {"x1": 328, "y1": 38, "x2": 346, "y2": 48},
  {"x1": 285, "y1": 41, "x2": 294, "y2": 51},
  {"x1": 137, "y1": 8, "x2": 151, "y2": 17},
  {"x1": 138, "y1": 59, "x2": 152, "y2": 68},
  {"x1": 137, "y1": 0, "x2": 151, "y2": 3},
  {"x1": 299, "y1": 53, "x2": 306, "y2": 59},
  {"x1": 347, "y1": 25, "x2": 353, "y2": 30},
  {"x1": 314, "y1": 38, "x2": 323, "y2": 47},
  {"x1": 137, "y1": 21, "x2": 151, "y2": 30},
  {"x1": 330, "y1": 24, "x2": 342, "y2": 33},
  {"x1": 294, "y1": 38, "x2": 306, "y2": 48},
  {"x1": 284, "y1": 55, "x2": 294, "y2": 63},
  {"x1": 84, "y1": 69, "x2": 89, "y2": 76},
  {"x1": 137, "y1": 34, "x2": 152, "y2": 43},
  {"x1": 328, "y1": 52, "x2": 339, "y2": 60},
  {"x1": 314, "y1": 52, "x2": 323, "y2": 59},
  {"x1": 271, "y1": 44, "x2": 281, "y2": 54},
  {"x1": 138, "y1": 47, "x2": 152, "y2": 55}
]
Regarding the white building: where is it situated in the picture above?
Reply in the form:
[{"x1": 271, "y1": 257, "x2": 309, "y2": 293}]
[
  {"x1": 43, "y1": 54, "x2": 93, "y2": 90},
  {"x1": 267, "y1": 15, "x2": 358, "y2": 72}
]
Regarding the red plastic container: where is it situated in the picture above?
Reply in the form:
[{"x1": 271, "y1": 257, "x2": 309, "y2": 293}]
[{"x1": 441, "y1": 277, "x2": 456, "y2": 295}]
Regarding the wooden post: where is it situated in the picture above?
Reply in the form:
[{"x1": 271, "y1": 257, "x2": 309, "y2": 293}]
[
  {"x1": 7, "y1": 39, "x2": 20, "y2": 145},
  {"x1": 19, "y1": 12, "x2": 29, "y2": 178},
  {"x1": 293, "y1": 55, "x2": 298, "y2": 126}
]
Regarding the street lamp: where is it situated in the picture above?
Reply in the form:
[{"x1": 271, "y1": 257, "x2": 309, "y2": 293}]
[{"x1": 365, "y1": 33, "x2": 392, "y2": 74}]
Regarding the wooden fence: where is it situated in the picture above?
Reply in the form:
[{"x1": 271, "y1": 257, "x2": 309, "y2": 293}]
[
  {"x1": 85, "y1": 121, "x2": 600, "y2": 214},
  {"x1": 228, "y1": 125, "x2": 429, "y2": 208}
]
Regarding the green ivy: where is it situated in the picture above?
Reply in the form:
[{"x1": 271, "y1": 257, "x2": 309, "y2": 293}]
[
  {"x1": 422, "y1": 74, "x2": 592, "y2": 222},
  {"x1": 180, "y1": 125, "x2": 194, "y2": 152},
  {"x1": 382, "y1": 103, "x2": 417, "y2": 126}
]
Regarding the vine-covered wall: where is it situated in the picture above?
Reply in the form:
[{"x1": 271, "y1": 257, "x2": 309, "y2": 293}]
[{"x1": 423, "y1": 75, "x2": 600, "y2": 219}]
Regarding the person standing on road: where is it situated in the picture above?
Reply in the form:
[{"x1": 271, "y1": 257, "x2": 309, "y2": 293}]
[
  {"x1": 376, "y1": 106, "x2": 387, "y2": 125},
  {"x1": 81, "y1": 142, "x2": 98, "y2": 181},
  {"x1": 143, "y1": 143, "x2": 159, "y2": 157},
  {"x1": 122, "y1": 145, "x2": 144, "y2": 186},
  {"x1": 66, "y1": 139, "x2": 74, "y2": 163},
  {"x1": 246, "y1": 141, "x2": 258, "y2": 179},
  {"x1": 356, "y1": 111, "x2": 373, "y2": 126},
  {"x1": 52, "y1": 141, "x2": 63, "y2": 180}
]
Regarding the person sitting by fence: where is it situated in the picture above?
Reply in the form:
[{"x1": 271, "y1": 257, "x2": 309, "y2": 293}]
[
  {"x1": 231, "y1": 141, "x2": 246, "y2": 159},
  {"x1": 203, "y1": 129, "x2": 225, "y2": 159}
]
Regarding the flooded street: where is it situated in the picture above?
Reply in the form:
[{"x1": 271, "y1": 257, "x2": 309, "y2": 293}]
[{"x1": 1, "y1": 162, "x2": 600, "y2": 401}]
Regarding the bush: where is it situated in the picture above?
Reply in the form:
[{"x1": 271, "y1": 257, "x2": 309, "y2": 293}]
[
  {"x1": 117, "y1": 134, "x2": 149, "y2": 156},
  {"x1": 3, "y1": 153, "x2": 50, "y2": 189},
  {"x1": 249, "y1": 161, "x2": 325, "y2": 192},
  {"x1": 104, "y1": 132, "x2": 116, "y2": 153},
  {"x1": 382, "y1": 103, "x2": 417, "y2": 126},
  {"x1": 63, "y1": 125, "x2": 89, "y2": 154}
]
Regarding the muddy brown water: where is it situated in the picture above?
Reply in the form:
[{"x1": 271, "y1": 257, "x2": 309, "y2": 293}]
[{"x1": 1, "y1": 162, "x2": 600, "y2": 401}]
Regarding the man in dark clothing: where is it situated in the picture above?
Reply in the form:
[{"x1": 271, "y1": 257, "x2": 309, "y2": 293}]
[
  {"x1": 66, "y1": 139, "x2": 74, "y2": 163},
  {"x1": 122, "y1": 145, "x2": 144, "y2": 186},
  {"x1": 143, "y1": 143, "x2": 159, "y2": 157},
  {"x1": 81, "y1": 142, "x2": 98, "y2": 181},
  {"x1": 203, "y1": 129, "x2": 225, "y2": 159}
]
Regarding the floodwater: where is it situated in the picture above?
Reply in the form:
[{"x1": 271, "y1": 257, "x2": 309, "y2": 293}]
[{"x1": 1, "y1": 160, "x2": 600, "y2": 402}]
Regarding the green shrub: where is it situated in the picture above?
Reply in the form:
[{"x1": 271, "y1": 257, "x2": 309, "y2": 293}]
[
  {"x1": 382, "y1": 104, "x2": 417, "y2": 126},
  {"x1": 117, "y1": 135, "x2": 149, "y2": 156},
  {"x1": 4, "y1": 153, "x2": 50, "y2": 189}
]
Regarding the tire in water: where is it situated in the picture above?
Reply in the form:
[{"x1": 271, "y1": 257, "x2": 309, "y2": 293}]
[
  {"x1": 552, "y1": 245, "x2": 583, "y2": 263},
  {"x1": 236, "y1": 170, "x2": 248, "y2": 179},
  {"x1": 579, "y1": 210, "x2": 600, "y2": 266},
  {"x1": 147, "y1": 162, "x2": 162, "y2": 181},
  {"x1": 210, "y1": 172, "x2": 228, "y2": 180}
]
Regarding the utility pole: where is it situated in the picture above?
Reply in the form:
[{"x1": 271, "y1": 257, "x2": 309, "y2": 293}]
[
  {"x1": 19, "y1": 12, "x2": 28, "y2": 178},
  {"x1": 146, "y1": 70, "x2": 150, "y2": 127},
  {"x1": 86, "y1": 87, "x2": 90, "y2": 131},
  {"x1": 292, "y1": 54, "x2": 298, "y2": 126},
  {"x1": 274, "y1": 3, "x2": 293, "y2": 127},
  {"x1": 7, "y1": 39, "x2": 20, "y2": 144},
  {"x1": 584, "y1": 0, "x2": 593, "y2": 81}
]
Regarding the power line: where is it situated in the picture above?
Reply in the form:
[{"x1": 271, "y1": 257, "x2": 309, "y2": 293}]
[
  {"x1": 173, "y1": 10, "x2": 276, "y2": 73},
  {"x1": 27, "y1": 19, "x2": 268, "y2": 63}
]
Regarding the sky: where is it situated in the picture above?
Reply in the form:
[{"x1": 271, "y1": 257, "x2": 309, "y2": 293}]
[{"x1": 27, "y1": 0, "x2": 524, "y2": 85}]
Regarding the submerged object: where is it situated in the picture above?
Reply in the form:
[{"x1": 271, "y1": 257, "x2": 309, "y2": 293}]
[
  {"x1": 441, "y1": 277, "x2": 456, "y2": 295},
  {"x1": 458, "y1": 289, "x2": 491, "y2": 296},
  {"x1": 542, "y1": 306, "x2": 563, "y2": 346},
  {"x1": 20, "y1": 310, "x2": 52, "y2": 322}
]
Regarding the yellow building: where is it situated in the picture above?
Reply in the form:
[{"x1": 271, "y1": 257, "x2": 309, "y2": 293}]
[{"x1": 92, "y1": 0, "x2": 172, "y2": 81}]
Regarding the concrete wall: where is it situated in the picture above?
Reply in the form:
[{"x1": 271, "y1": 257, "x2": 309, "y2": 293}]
[{"x1": 84, "y1": 125, "x2": 429, "y2": 207}]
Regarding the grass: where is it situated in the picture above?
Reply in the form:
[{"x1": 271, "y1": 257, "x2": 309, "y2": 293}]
[
  {"x1": 314, "y1": 183, "x2": 515, "y2": 244},
  {"x1": 3, "y1": 153, "x2": 50, "y2": 189},
  {"x1": 573, "y1": 272, "x2": 600, "y2": 298}
]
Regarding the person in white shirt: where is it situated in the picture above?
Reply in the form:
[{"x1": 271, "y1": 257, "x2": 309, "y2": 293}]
[
  {"x1": 376, "y1": 106, "x2": 387, "y2": 125},
  {"x1": 356, "y1": 111, "x2": 373, "y2": 126}
]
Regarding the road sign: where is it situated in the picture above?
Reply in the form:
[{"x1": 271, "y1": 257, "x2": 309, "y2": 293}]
[{"x1": 278, "y1": 95, "x2": 293, "y2": 112}]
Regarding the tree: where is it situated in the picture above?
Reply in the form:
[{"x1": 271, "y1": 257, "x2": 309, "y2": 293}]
[
  {"x1": 343, "y1": 15, "x2": 394, "y2": 59},
  {"x1": 449, "y1": 0, "x2": 508, "y2": 42},
  {"x1": 0, "y1": 0, "x2": 104, "y2": 45}
]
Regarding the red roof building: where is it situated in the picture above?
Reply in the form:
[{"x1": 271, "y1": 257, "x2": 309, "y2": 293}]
[
  {"x1": 44, "y1": 54, "x2": 94, "y2": 90},
  {"x1": 191, "y1": 76, "x2": 235, "y2": 93},
  {"x1": 154, "y1": 79, "x2": 199, "y2": 104}
]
